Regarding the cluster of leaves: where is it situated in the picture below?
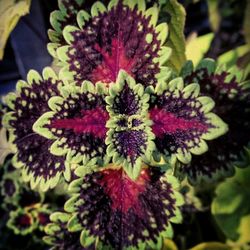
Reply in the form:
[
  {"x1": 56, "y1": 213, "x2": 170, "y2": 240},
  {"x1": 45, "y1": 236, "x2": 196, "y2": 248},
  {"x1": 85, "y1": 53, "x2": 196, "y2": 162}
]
[
  {"x1": 0, "y1": 160, "x2": 62, "y2": 249},
  {"x1": 0, "y1": 0, "x2": 250, "y2": 249}
]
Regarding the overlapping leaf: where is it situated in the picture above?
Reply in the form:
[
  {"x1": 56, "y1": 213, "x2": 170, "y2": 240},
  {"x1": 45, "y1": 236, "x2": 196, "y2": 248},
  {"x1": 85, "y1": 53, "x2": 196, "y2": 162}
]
[
  {"x1": 55, "y1": 0, "x2": 171, "y2": 86},
  {"x1": 148, "y1": 76, "x2": 228, "y2": 166},
  {"x1": 179, "y1": 59, "x2": 250, "y2": 183},
  {"x1": 65, "y1": 164, "x2": 184, "y2": 250},
  {"x1": 162, "y1": 0, "x2": 186, "y2": 73},
  {"x1": 44, "y1": 212, "x2": 84, "y2": 249},
  {"x1": 48, "y1": 0, "x2": 85, "y2": 57},
  {"x1": 34, "y1": 81, "x2": 109, "y2": 166},
  {"x1": 212, "y1": 167, "x2": 250, "y2": 244},
  {"x1": 3, "y1": 68, "x2": 68, "y2": 191}
]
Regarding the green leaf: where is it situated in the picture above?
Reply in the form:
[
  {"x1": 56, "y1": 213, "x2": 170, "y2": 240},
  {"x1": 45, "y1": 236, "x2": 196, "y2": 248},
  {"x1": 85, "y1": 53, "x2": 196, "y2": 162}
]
[
  {"x1": 163, "y1": 0, "x2": 186, "y2": 73},
  {"x1": 236, "y1": 51, "x2": 250, "y2": 71},
  {"x1": 207, "y1": 0, "x2": 221, "y2": 32},
  {"x1": 218, "y1": 45, "x2": 250, "y2": 68},
  {"x1": 236, "y1": 214, "x2": 250, "y2": 244},
  {"x1": 0, "y1": 0, "x2": 31, "y2": 59},
  {"x1": 212, "y1": 167, "x2": 250, "y2": 242},
  {"x1": 186, "y1": 33, "x2": 214, "y2": 67},
  {"x1": 243, "y1": 0, "x2": 250, "y2": 46}
]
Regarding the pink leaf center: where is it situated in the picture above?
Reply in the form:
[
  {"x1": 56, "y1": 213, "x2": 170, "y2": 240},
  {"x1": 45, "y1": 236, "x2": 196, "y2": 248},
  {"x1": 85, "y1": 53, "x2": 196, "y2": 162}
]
[
  {"x1": 91, "y1": 39, "x2": 136, "y2": 84},
  {"x1": 150, "y1": 108, "x2": 208, "y2": 138},
  {"x1": 51, "y1": 107, "x2": 109, "y2": 139},
  {"x1": 99, "y1": 168, "x2": 150, "y2": 214}
]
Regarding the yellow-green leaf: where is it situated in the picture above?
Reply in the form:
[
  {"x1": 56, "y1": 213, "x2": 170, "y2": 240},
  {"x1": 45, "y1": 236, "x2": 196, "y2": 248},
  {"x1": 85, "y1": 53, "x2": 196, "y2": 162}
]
[
  {"x1": 162, "y1": 239, "x2": 178, "y2": 250},
  {"x1": 207, "y1": 0, "x2": 221, "y2": 32},
  {"x1": 243, "y1": 0, "x2": 250, "y2": 46},
  {"x1": 218, "y1": 45, "x2": 250, "y2": 68},
  {"x1": 186, "y1": 33, "x2": 214, "y2": 67},
  {"x1": 190, "y1": 242, "x2": 231, "y2": 250},
  {"x1": 163, "y1": 0, "x2": 186, "y2": 73},
  {"x1": 0, "y1": 0, "x2": 31, "y2": 60},
  {"x1": 236, "y1": 214, "x2": 250, "y2": 244}
]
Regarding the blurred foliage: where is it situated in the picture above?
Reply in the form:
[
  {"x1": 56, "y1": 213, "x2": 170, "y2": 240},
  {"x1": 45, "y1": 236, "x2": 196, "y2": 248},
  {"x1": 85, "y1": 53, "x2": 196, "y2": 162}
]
[
  {"x1": 0, "y1": 0, "x2": 31, "y2": 60},
  {"x1": 243, "y1": 0, "x2": 250, "y2": 46},
  {"x1": 190, "y1": 242, "x2": 231, "y2": 250},
  {"x1": 217, "y1": 45, "x2": 250, "y2": 68},
  {"x1": 162, "y1": 239, "x2": 178, "y2": 250},
  {"x1": 0, "y1": 159, "x2": 67, "y2": 249},
  {"x1": 206, "y1": 0, "x2": 221, "y2": 32},
  {"x1": 212, "y1": 167, "x2": 250, "y2": 244}
]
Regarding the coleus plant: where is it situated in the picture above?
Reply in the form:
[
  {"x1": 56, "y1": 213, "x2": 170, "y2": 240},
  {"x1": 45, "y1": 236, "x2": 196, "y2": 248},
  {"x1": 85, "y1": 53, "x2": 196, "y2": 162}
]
[
  {"x1": 0, "y1": 160, "x2": 54, "y2": 238},
  {"x1": 52, "y1": 0, "x2": 171, "y2": 87},
  {"x1": 1, "y1": 0, "x2": 241, "y2": 249},
  {"x1": 7, "y1": 204, "x2": 52, "y2": 236},
  {"x1": 3, "y1": 68, "x2": 67, "y2": 191},
  {"x1": 7, "y1": 208, "x2": 36, "y2": 236},
  {"x1": 178, "y1": 59, "x2": 250, "y2": 184}
]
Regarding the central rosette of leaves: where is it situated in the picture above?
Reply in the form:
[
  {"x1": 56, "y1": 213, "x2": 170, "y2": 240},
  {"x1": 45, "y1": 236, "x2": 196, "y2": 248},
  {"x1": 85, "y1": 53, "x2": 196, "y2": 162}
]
[{"x1": 31, "y1": 70, "x2": 227, "y2": 249}]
